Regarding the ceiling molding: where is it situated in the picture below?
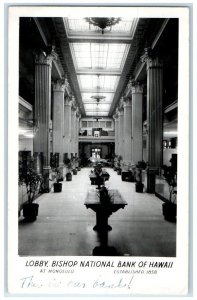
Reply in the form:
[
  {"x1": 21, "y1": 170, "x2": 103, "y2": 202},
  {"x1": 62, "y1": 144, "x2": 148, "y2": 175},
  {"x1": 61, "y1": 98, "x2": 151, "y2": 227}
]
[
  {"x1": 33, "y1": 18, "x2": 48, "y2": 46},
  {"x1": 52, "y1": 18, "x2": 86, "y2": 116}
]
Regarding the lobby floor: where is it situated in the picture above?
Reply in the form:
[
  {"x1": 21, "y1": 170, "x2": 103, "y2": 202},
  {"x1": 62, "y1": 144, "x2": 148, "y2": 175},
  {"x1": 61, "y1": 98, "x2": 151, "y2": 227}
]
[{"x1": 18, "y1": 167, "x2": 176, "y2": 257}]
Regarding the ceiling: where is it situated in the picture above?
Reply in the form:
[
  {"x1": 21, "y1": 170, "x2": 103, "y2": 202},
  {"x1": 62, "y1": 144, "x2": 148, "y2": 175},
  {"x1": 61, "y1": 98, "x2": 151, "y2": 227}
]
[
  {"x1": 19, "y1": 17, "x2": 178, "y2": 123},
  {"x1": 63, "y1": 18, "x2": 137, "y2": 117}
]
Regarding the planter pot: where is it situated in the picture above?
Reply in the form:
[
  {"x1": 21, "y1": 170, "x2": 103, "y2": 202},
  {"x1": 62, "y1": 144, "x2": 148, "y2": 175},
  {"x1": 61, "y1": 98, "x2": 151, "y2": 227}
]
[
  {"x1": 77, "y1": 167, "x2": 81, "y2": 171},
  {"x1": 66, "y1": 173, "x2": 72, "y2": 181},
  {"x1": 73, "y1": 169, "x2": 78, "y2": 175},
  {"x1": 122, "y1": 171, "x2": 135, "y2": 182},
  {"x1": 23, "y1": 203, "x2": 39, "y2": 221},
  {"x1": 58, "y1": 177, "x2": 63, "y2": 182},
  {"x1": 54, "y1": 182, "x2": 62, "y2": 193},
  {"x1": 135, "y1": 182, "x2": 144, "y2": 193},
  {"x1": 162, "y1": 202, "x2": 177, "y2": 221},
  {"x1": 117, "y1": 169, "x2": 121, "y2": 175}
]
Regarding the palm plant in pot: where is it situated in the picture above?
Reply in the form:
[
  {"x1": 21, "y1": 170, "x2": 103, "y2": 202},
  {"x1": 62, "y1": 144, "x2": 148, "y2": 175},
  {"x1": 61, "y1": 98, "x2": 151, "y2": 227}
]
[
  {"x1": 72, "y1": 157, "x2": 78, "y2": 175},
  {"x1": 162, "y1": 166, "x2": 177, "y2": 221},
  {"x1": 64, "y1": 158, "x2": 72, "y2": 181},
  {"x1": 116, "y1": 155, "x2": 122, "y2": 175},
  {"x1": 51, "y1": 153, "x2": 62, "y2": 193},
  {"x1": 19, "y1": 157, "x2": 43, "y2": 221},
  {"x1": 113, "y1": 155, "x2": 118, "y2": 171},
  {"x1": 135, "y1": 160, "x2": 147, "y2": 193},
  {"x1": 53, "y1": 167, "x2": 63, "y2": 192}
]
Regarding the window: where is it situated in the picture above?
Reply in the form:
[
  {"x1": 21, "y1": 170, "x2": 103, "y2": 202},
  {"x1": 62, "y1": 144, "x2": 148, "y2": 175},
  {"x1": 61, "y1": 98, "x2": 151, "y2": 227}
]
[
  {"x1": 106, "y1": 121, "x2": 112, "y2": 128},
  {"x1": 81, "y1": 121, "x2": 87, "y2": 127}
]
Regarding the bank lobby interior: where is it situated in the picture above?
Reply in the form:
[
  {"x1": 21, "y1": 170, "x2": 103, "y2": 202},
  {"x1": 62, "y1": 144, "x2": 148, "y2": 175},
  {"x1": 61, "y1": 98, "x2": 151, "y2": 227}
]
[{"x1": 18, "y1": 17, "x2": 178, "y2": 257}]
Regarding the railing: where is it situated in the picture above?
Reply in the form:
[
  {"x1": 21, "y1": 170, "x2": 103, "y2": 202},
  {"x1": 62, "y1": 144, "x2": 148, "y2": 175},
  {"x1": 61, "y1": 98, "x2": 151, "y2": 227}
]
[{"x1": 78, "y1": 135, "x2": 115, "y2": 142}]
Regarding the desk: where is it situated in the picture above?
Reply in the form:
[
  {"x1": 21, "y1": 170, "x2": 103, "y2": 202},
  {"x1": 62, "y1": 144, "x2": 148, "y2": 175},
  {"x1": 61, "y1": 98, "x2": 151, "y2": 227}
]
[{"x1": 84, "y1": 188, "x2": 127, "y2": 231}]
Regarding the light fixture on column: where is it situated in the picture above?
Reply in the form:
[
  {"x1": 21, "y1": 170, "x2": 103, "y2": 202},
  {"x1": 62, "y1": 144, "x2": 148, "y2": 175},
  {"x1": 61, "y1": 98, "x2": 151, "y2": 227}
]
[{"x1": 84, "y1": 17, "x2": 121, "y2": 34}]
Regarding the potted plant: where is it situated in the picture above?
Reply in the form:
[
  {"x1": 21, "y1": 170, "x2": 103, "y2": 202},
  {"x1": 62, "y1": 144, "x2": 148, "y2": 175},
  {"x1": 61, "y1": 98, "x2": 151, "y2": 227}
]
[
  {"x1": 50, "y1": 153, "x2": 62, "y2": 192},
  {"x1": 135, "y1": 161, "x2": 146, "y2": 192},
  {"x1": 98, "y1": 186, "x2": 112, "y2": 206},
  {"x1": 72, "y1": 157, "x2": 78, "y2": 175},
  {"x1": 162, "y1": 166, "x2": 177, "y2": 221},
  {"x1": 113, "y1": 155, "x2": 118, "y2": 171},
  {"x1": 116, "y1": 155, "x2": 122, "y2": 175},
  {"x1": 19, "y1": 158, "x2": 43, "y2": 221},
  {"x1": 65, "y1": 158, "x2": 72, "y2": 181},
  {"x1": 53, "y1": 167, "x2": 62, "y2": 193},
  {"x1": 77, "y1": 157, "x2": 81, "y2": 171}
]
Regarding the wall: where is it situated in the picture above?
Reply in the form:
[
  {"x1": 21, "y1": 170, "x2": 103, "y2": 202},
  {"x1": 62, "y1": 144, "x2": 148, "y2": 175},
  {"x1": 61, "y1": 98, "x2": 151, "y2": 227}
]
[
  {"x1": 19, "y1": 137, "x2": 33, "y2": 153},
  {"x1": 19, "y1": 96, "x2": 33, "y2": 153},
  {"x1": 163, "y1": 148, "x2": 177, "y2": 166}
]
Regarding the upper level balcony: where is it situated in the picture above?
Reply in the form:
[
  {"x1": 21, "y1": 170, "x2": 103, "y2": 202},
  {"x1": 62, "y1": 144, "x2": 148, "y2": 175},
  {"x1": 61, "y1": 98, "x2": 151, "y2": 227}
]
[{"x1": 79, "y1": 130, "x2": 115, "y2": 143}]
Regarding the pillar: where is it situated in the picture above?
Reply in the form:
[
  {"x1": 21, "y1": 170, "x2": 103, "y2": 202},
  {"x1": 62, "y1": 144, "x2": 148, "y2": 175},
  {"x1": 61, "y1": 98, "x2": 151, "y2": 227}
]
[
  {"x1": 75, "y1": 111, "x2": 80, "y2": 156},
  {"x1": 118, "y1": 107, "x2": 124, "y2": 160},
  {"x1": 142, "y1": 48, "x2": 163, "y2": 192},
  {"x1": 131, "y1": 82, "x2": 143, "y2": 164},
  {"x1": 71, "y1": 105, "x2": 76, "y2": 156},
  {"x1": 123, "y1": 97, "x2": 132, "y2": 163},
  {"x1": 52, "y1": 79, "x2": 66, "y2": 178},
  {"x1": 113, "y1": 112, "x2": 119, "y2": 156},
  {"x1": 34, "y1": 50, "x2": 56, "y2": 191},
  {"x1": 63, "y1": 97, "x2": 72, "y2": 159}
]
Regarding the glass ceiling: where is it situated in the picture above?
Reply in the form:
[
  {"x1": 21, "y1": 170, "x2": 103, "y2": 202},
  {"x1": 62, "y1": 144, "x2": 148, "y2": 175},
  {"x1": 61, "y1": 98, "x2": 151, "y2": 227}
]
[
  {"x1": 71, "y1": 43, "x2": 129, "y2": 71},
  {"x1": 65, "y1": 17, "x2": 137, "y2": 117},
  {"x1": 78, "y1": 75, "x2": 119, "y2": 91},
  {"x1": 82, "y1": 93, "x2": 114, "y2": 103},
  {"x1": 67, "y1": 18, "x2": 136, "y2": 34}
]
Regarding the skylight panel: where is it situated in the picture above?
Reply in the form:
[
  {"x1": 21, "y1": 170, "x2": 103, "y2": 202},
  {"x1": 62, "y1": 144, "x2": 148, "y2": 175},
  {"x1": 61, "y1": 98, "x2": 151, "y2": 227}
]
[
  {"x1": 78, "y1": 75, "x2": 119, "y2": 91},
  {"x1": 110, "y1": 19, "x2": 135, "y2": 32},
  {"x1": 71, "y1": 42, "x2": 129, "y2": 71},
  {"x1": 67, "y1": 18, "x2": 136, "y2": 34},
  {"x1": 84, "y1": 103, "x2": 111, "y2": 111}
]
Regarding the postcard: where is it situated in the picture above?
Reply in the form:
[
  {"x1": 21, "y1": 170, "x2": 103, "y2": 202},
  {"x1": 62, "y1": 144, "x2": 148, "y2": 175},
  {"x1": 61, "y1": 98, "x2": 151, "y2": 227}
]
[{"x1": 7, "y1": 3, "x2": 190, "y2": 296}]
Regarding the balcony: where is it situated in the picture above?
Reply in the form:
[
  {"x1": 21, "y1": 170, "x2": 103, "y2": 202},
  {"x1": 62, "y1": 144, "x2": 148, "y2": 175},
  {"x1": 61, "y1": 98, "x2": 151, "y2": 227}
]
[{"x1": 79, "y1": 130, "x2": 115, "y2": 143}]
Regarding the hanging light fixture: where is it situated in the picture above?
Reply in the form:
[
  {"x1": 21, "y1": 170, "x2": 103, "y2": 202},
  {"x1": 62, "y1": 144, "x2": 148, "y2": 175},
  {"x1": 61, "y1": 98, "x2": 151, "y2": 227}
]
[
  {"x1": 91, "y1": 74, "x2": 106, "y2": 104},
  {"x1": 85, "y1": 17, "x2": 121, "y2": 34},
  {"x1": 91, "y1": 95, "x2": 106, "y2": 103},
  {"x1": 90, "y1": 75, "x2": 106, "y2": 120}
]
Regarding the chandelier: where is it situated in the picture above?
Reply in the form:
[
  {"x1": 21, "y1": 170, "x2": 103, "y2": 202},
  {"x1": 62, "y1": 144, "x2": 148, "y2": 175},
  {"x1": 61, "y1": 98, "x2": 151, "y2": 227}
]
[
  {"x1": 91, "y1": 95, "x2": 106, "y2": 103},
  {"x1": 85, "y1": 17, "x2": 121, "y2": 34},
  {"x1": 91, "y1": 74, "x2": 106, "y2": 104}
]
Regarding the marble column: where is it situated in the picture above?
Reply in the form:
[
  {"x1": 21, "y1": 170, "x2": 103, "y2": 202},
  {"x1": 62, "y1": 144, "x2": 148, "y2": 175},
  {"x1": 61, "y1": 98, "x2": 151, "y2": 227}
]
[
  {"x1": 123, "y1": 97, "x2": 132, "y2": 163},
  {"x1": 34, "y1": 50, "x2": 56, "y2": 192},
  {"x1": 118, "y1": 107, "x2": 124, "y2": 160},
  {"x1": 131, "y1": 82, "x2": 143, "y2": 164},
  {"x1": 142, "y1": 48, "x2": 163, "y2": 192},
  {"x1": 71, "y1": 104, "x2": 77, "y2": 157},
  {"x1": 52, "y1": 79, "x2": 66, "y2": 179},
  {"x1": 113, "y1": 112, "x2": 119, "y2": 156},
  {"x1": 63, "y1": 97, "x2": 72, "y2": 158},
  {"x1": 75, "y1": 111, "x2": 80, "y2": 156}
]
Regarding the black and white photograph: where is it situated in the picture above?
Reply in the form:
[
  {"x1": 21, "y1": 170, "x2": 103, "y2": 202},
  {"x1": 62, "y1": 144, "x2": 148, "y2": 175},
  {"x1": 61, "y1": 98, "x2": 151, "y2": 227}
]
[
  {"x1": 7, "y1": 4, "x2": 190, "y2": 296},
  {"x1": 18, "y1": 15, "x2": 178, "y2": 257}
]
